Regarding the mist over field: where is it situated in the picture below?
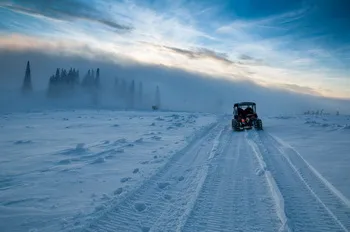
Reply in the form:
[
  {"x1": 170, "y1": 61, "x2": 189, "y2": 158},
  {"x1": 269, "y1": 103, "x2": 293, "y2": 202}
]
[{"x1": 1, "y1": 51, "x2": 348, "y2": 115}]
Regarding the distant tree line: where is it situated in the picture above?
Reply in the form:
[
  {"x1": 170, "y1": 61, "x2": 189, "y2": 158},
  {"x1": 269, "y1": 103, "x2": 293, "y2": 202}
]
[
  {"x1": 114, "y1": 77, "x2": 141, "y2": 109},
  {"x1": 114, "y1": 77, "x2": 161, "y2": 110},
  {"x1": 47, "y1": 68, "x2": 80, "y2": 97},
  {"x1": 21, "y1": 61, "x2": 162, "y2": 110},
  {"x1": 81, "y1": 68, "x2": 100, "y2": 89},
  {"x1": 47, "y1": 68, "x2": 101, "y2": 98}
]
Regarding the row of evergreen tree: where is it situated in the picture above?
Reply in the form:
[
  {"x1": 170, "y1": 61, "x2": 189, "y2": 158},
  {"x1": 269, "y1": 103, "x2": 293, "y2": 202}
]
[
  {"x1": 82, "y1": 69, "x2": 100, "y2": 88},
  {"x1": 21, "y1": 61, "x2": 161, "y2": 110},
  {"x1": 49, "y1": 68, "x2": 80, "y2": 86},
  {"x1": 114, "y1": 77, "x2": 145, "y2": 109},
  {"x1": 46, "y1": 67, "x2": 161, "y2": 109},
  {"x1": 47, "y1": 68, "x2": 100, "y2": 97}
]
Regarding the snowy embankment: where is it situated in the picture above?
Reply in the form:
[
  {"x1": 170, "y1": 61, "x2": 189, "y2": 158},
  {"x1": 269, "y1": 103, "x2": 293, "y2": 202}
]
[
  {"x1": 266, "y1": 114, "x2": 350, "y2": 201},
  {"x1": 0, "y1": 110, "x2": 217, "y2": 232}
]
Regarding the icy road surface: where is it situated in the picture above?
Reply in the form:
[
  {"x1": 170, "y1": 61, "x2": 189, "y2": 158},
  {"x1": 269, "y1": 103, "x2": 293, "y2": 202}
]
[{"x1": 0, "y1": 110, "x2": 349, "y2": 232}]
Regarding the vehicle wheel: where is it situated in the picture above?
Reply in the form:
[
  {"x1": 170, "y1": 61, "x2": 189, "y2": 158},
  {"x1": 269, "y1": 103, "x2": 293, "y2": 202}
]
[
  {"x1": 232, "y1": 120, "x2": 237, "y2": 130},
  {"x1": 232, "y1": 120, "x2": 240, "y2": 131},
  {"x1": 255, "y1": 119, "x2": 263, "y2": 130}
]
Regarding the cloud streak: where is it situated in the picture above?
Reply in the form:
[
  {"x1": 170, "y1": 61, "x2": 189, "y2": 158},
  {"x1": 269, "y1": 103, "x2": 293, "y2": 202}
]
[
  {"x1": 163, "y1": 46, "x2": 234, "y2": 65},
  {"x1": 0, "y1": 2, "x2": 132, "y2": 32}
]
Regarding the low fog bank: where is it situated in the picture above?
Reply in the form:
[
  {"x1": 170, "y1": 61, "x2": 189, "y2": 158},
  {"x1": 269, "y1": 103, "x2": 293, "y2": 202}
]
[{"x1": 0, "y1": 50, "x2": 349, "y2": 116}]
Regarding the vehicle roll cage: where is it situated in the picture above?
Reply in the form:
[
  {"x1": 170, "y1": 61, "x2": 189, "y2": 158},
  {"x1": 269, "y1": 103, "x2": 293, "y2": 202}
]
[{"x1": 233, "y1": 102, "x2": 256, "y2": 115}]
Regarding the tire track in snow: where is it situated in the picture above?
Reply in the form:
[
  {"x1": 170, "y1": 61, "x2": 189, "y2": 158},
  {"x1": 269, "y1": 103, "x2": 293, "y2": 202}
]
[
  {"x1": 247, "y1": 133, "x2": 291, "y2": 232},
  {"x1": 271, "y1": 134, "x2": 350, "y2": 209},
  {"x1": 182, "y1": 130, "x2": 281, "y2": 232},
  {"x1": 71, "y1": 121, "x2": 230, "y2": 232},
  {"x1": 250, "y1": 130, "x2": 350, "y2": 232},
  {"x1": 269, "y1": 134, "x2": 350, "y2": 231},
  {"x1": 174, "y1": 125, "x2": 230, "y2": 232}
]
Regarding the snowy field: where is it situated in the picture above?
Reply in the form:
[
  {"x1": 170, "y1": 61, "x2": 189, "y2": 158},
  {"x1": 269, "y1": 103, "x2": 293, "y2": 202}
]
[
  {"x1": 0, "y1": 110, "x2": 217, "y2": 231},
  {"x1": 0, "y1": 110, "x2": 350, "y2": 232}
]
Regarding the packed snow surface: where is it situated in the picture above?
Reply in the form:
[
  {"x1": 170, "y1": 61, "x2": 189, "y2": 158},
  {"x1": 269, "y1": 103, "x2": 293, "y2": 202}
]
[{"x1": 0, "y1": 110, "x2": 349, "y2": 232}]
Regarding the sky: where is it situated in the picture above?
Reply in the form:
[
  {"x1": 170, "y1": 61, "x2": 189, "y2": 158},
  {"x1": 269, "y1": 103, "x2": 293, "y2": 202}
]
[{"x1": 0, "y1": 0, "x2": 349, "y2": 99}]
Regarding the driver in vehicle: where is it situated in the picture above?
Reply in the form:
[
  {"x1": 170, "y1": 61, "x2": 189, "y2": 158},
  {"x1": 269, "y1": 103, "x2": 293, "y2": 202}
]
[
  {"x1": 237, "y1": 107, "x2": 245, "y2": 118},
  {"x1": 244, "y1": 106, "x2": 254, "y2": 116}
]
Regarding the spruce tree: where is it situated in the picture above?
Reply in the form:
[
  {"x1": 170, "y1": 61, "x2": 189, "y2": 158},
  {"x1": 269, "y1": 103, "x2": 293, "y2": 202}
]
[
  {"x1": 61, "y1": 69, "x2": 67, "y2": 83},
  {"x1": 76, "y1": 70, "x2": 80, "y2": 84},
  {"x1": 121, "y1": 79, "x2": 127, "y2": 98},
  {"x1": 114, "y1": 77, "x2": 119, "y2": 97},
  {"x1": 129, "y1": 80, "x2": 135, "y2": 108},
  {"x1": 155, "y1": 85, "x2": 161, "y2": 109},
  {"x1": 68, "y1": 68, "x2": 73, "y2": 84},
  {"x1": 55, "y1": 68, "x2": 60, "y2": 81},
  {"x1": 22, "y1": 61, "x2": 32, "y2": 93},
  {"x1": 138, "y1": 82, "x2": 143, "y2": 105},
  {"x1": 95, "y1": 68, "x2": 100, "y2": 88}
]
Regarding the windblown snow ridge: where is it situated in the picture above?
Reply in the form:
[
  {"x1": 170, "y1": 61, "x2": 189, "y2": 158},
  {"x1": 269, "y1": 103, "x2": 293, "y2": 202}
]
[
  {"x1": 208, "y1": 126, "x2": 226, "y2": 160},
  {"x1": 246, "y1": 132, "x2": 291, "y2": 232},
  {"x1": 265, "y1": 171, "x2": 292, "y2": 232}
]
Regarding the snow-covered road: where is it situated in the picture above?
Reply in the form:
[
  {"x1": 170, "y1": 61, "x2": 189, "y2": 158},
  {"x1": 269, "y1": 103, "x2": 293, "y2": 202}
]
[
  {"x1": 182, "y1": 129, "x2": 281, "y2": 232},
  {"x1": 1, "y1": 111, "x2": 349, "y2": 232},
  {"x1": 75, "y1": 120, "x2": 350, "y2": 232}
]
